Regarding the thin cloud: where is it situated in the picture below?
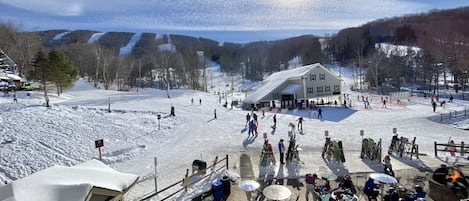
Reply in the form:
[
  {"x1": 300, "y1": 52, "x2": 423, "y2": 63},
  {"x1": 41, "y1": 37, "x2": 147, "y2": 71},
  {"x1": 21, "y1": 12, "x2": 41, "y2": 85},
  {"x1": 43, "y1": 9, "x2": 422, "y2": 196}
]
[{"x1": 0, "y1": 0, "x2": 467, "y2": 34}]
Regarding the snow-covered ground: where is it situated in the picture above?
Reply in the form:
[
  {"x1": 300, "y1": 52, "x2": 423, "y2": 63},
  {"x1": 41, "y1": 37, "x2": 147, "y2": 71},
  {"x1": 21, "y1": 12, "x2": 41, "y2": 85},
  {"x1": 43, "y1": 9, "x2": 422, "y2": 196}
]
[{"x1": 1, "y1": 64, "x2": 468, "y2": 200}]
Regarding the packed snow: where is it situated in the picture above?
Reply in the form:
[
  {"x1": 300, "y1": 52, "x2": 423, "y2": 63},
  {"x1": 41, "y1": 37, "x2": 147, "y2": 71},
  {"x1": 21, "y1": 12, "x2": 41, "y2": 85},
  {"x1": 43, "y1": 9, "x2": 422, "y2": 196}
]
[{"x1": 0, "y1": 64, "x2": 468, "y2": 200}]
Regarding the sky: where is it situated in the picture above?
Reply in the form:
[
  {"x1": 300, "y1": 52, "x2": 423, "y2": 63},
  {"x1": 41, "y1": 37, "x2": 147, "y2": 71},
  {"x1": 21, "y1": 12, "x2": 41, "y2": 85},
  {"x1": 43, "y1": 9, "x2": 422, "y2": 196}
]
[
  {"x1": 1, "y1": 63, "x2": 468, "y2": 200},
  {"x1": 0, "y1": 0, "x2": 468, "y2": 43}
]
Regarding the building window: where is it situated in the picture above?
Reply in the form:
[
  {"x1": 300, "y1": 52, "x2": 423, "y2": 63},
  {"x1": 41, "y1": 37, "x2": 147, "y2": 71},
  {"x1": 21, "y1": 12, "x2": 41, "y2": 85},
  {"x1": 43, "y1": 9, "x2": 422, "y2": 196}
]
[
  {"x1": 317, "y1": 86, "x2": 323, "y2": 93},
  {"x1": 320, "y1": 73, "x2": 325, "y2": 80},
  {"x1": 273, "y1": 92, "x2": 279, "y2": 98},
  {"x1": 334, "y1": 85, "x2": 340, "y2": 92},
  {"x1": 325, "y1": 86, "x2": 331, "y2": 92},
  {"x1": 307, "y1": 87, "x2": 313, "y2": 94},
  {"x1": 310, "y1": 74, "x2": 316, "y2": 81}
]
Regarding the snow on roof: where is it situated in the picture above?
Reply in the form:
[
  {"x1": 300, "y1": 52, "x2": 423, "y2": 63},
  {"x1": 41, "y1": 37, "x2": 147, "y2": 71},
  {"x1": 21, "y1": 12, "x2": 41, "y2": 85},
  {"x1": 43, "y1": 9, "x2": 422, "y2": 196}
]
[
  {"x1": 0, "y1": 159, "x2": 139, "y2": 201},
  {"x1": 7, "y1": 74, "x2": 22, "y2": 81},
  {"x1": 244, "y1": 63, "x2": 321, "y2": 103}
]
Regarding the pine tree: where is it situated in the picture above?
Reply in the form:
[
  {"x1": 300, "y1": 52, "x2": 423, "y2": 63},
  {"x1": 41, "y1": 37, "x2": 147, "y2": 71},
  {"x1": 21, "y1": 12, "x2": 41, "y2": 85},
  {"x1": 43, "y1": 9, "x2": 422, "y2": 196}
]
[
  {"x1": 31, "y1": 49, "x2": 78, "y2": 107},
  {"x1": 31, "y1": 49, "x2": 52, "y2": 107}
]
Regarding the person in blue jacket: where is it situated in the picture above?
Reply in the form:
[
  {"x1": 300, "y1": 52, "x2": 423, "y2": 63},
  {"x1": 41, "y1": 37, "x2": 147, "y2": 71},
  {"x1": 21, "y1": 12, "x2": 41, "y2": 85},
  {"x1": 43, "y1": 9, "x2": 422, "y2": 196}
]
[{"x1": 364, "y1": 177, "x2": 380, "y2": 199}]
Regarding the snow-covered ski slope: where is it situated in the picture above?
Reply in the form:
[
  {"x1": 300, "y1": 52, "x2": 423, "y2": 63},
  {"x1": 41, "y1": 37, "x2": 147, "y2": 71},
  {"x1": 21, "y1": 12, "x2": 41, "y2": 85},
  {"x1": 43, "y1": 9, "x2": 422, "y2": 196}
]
[{"x1": 1, "y1": 64, "x2": 468, "y2": 200}]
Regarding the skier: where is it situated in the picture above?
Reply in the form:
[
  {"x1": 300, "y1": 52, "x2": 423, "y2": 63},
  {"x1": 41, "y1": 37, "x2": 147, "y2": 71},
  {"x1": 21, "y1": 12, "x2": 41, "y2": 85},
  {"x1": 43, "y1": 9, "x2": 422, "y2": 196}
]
[
  {"x1": 252, "y1": 112, "x2": 258, "y2": 122},
  {"x1": 278, "y1": 139, "x2": 286, "y2": 165},
  {"x1": 199, "y1": 98, "x2": 202, "y2": 105},
  {"x1": 272, "y1": 114, "x2": 277, "y2": 128},
  {"x1": 170, "y1": 106, "x2": 175, "y2": 116},
  {"x1": 297, "y1": 117, "x2": 303, "y2": 131},
  {"x1": 248, "y1": 120, "x2": 254, "y2": 136},
  {"x1": 432, "y1": 100, "x2": 437, "y2": 112},
  {"x1": 245, "y1": 113, "x2": 251, "y2": 127},
  {"x1": 191, "y1": 97, "x2": 194, "y2": 105},
  {"x1": 383, "y1": 99, "x2": 387, "y2": 108},
  {"x1": 253, "y1": 121, "x2": 258, "y2": 136},
  {"x1": 317, "y1": 107, "x2": 323, "y2": 119},
  {"x1": 13, "y1": 93, "x2": 17, "y2": 102}
]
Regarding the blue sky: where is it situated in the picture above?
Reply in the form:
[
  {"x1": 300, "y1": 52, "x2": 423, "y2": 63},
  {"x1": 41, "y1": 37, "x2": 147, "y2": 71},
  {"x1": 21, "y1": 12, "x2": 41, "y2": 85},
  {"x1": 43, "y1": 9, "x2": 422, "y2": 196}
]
[{"x1": 0, "y1": 0, "x2": 467, "y2": 43}]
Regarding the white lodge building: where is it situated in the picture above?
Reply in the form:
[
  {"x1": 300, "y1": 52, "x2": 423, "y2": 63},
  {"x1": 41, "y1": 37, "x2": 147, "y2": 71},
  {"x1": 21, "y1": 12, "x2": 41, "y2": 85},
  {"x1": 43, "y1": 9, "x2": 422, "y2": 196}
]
[{"x1": 243, "y1": 63, "x2": 342, "y2": 110}]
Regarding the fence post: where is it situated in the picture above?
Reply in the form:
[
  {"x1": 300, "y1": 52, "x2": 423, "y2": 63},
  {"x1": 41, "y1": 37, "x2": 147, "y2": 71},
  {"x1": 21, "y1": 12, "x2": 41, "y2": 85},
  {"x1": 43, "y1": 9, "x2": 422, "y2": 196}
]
[
  {"x1": 184, "y1": 169, "x2": 189, "y2": 192},
  {"x1": 225, "y1": 154, "x2": 229, "y2": 170},
  {"x1": 434, "y1": 141, "x2": 438, "y2": 157},
  {"x1": 461, "y1": 141, "x2": 465, "y2": 156}
]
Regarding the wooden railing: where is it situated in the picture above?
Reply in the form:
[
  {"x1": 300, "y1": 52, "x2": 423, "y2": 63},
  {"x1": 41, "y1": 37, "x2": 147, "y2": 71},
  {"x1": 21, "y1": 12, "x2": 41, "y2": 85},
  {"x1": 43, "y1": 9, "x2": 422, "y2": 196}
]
[
  {"x1": 139, "y1": 154, "x2": 229, "y2": 201},
  {"x1": 434, "y1": 141, "x2": 468, "y2": 157}
]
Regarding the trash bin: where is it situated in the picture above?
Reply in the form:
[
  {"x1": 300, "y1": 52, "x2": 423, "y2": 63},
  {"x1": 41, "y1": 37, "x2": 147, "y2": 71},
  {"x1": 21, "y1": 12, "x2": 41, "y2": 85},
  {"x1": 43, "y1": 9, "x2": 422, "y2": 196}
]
[
  {"x1": 221, "y1": 176, "x2": 231, "y2": 199},
  {"x1": 212, "y1": 181, "x2": 224, "y2": 201}
]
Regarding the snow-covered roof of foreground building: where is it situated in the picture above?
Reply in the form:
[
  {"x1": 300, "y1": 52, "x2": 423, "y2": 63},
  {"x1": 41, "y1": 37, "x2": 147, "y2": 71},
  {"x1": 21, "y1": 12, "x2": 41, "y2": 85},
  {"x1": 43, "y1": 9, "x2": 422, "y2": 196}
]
[{"x1": 0, "y1": 159, "x2": 139, "y2": 201}]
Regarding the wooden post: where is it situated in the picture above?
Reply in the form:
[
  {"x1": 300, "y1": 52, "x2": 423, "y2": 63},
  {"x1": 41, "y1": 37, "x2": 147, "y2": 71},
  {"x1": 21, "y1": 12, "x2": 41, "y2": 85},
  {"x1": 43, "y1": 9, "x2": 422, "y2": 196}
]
[
  {"x1": 98, "y1": 147, "x2": 102, "y2": 161},
  {"x1": 108, "y1": 97, "x2": 111, "y2": 113},
  {"x1": 410, "y1": 137, "x2": 417, "y2": 160},
  {"x1": 210, "y1": 156, "x2": 219, "y2": 179},
  {"x1": 157, "y1": 114, "x2": 161, "y2": 130},
  {"x1": 154, "y1": 157, "x2": 157, "y2": 192},
  {"x1": 225, "y1": 154, "x2": 229, "y2": 170},
  {"x1": 95, "y1": 139, "x2": 104, "y2": 161},
  {"x1": 461, "y1": 141, "x2": 465, "y2": 156},
  {"x1": 434, "y1": 141, "x2": 438, "y2": 157},
  {"x1": 184, "y1": 169, "x2": 189, "y2": 192}
]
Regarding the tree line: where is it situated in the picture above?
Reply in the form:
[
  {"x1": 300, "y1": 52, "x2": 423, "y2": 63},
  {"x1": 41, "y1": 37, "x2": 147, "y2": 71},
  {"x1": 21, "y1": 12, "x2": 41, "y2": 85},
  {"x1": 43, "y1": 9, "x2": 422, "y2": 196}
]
[
  {"x1": 327, "y1": 7, "x2": 469, "y2": 93},
  {"x1": 1, "y1": 6, "x2": 468, "y2": 99}
]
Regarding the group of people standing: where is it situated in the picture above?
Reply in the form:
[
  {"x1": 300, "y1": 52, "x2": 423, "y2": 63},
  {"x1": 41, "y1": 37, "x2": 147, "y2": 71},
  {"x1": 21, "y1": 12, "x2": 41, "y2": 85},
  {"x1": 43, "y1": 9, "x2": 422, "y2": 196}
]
[{"x1": 246, "y1": 112, "x2": 259, "y2": 137}]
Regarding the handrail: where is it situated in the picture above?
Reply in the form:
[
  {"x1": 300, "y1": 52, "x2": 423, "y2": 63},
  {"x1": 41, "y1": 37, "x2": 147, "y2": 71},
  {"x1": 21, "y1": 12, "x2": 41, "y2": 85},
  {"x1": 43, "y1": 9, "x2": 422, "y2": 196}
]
[{"x1": 139, "y1": 154, "x2": 228, "y2": 201}]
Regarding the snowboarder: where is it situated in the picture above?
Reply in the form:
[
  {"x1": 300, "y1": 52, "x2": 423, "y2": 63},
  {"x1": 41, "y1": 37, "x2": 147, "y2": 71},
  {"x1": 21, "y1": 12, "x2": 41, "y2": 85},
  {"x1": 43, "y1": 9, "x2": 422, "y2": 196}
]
[
  {"x1": 297, "y1": 117, "x2": 303, "y2": 131},
  {"x1": 278, "y1": 139, "x2": 286, "y2": 165},
  {"x1": 317, "y1": 107, "x2": 323, "y2": 119}
]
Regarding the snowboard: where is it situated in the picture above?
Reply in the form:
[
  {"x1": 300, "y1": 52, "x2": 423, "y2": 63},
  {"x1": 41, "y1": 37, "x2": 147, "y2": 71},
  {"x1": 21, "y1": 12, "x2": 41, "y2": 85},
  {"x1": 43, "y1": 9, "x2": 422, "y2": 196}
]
[
  {"x1": 360, "y1": 138, "x2": 368, "y2": 159},
  {"x1": 338, "y1": 140, "x2": 346, "y2": 163},
  {"x1": 321, "y1": 137, "x2": 331, "y2": 159},
  {"x1": 333, "y1": 142, "x2": 340, "y2": 162}
]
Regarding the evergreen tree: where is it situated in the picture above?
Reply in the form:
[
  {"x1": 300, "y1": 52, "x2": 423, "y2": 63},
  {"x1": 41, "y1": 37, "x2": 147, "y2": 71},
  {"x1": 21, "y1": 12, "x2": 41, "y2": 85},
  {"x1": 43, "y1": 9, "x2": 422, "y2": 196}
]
[{"x1": 31, "y1": 49, "x2": 78, "y2": 107}]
